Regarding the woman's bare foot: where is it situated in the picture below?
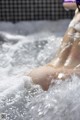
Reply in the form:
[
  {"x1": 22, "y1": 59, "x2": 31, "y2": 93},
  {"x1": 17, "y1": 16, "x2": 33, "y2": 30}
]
[
  {"x1": 28, "y1": 66, "x2": 58, "y2": 90},
  {"x1": 28, "y1": 62, "x2": 80, "y2": 90},
  {"x1": 27, "y1": 65, "x2": 80, "y2": 90}
]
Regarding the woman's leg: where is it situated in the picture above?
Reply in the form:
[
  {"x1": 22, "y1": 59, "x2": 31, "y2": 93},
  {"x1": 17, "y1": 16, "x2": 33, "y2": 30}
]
[
  {"x1": 57, "y1": 37, "x2": 80, "y2": 79},
  {"x1": 27, "y1": 11, "x2": 80, "y2": 90},
  {"x1": 64, "y1": 37, "x2": 80, "y2": 68},
  {"x1": 48, "y1": 28, "x2": 76, "y2": 68},
  {"x1": 28, "y1": 28, "x2": 77, "y2": 91}
]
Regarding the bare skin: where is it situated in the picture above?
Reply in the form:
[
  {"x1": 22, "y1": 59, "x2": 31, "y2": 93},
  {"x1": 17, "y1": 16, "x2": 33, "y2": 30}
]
[
  {"x1": 27, "y1": 11, "x2": 80, "y2": 91},
  {"x1": 63, "y1": 2, "x2": 77, "y2": 10}
]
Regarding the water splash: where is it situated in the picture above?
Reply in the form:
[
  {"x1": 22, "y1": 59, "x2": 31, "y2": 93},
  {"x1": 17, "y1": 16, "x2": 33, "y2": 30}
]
[{"x1": 1, "y1": 20, "x2": 80, "y2": 120}]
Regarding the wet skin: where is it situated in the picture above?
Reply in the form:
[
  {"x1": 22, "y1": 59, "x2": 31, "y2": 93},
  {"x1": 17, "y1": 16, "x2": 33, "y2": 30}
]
[{"x1": 27, "y1": 11, "x2": 80, "y2": 91}]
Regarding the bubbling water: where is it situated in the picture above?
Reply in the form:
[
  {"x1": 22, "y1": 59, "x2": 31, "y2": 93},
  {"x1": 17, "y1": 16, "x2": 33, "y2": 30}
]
[{"x1": 0, "y1": 21, "x2": 80, "y2": 120}]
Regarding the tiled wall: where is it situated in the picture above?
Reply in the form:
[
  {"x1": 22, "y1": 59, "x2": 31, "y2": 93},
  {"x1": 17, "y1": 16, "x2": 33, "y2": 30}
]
[{"x1": 0, "y1": 0, "x2": 74, "y2": 22}]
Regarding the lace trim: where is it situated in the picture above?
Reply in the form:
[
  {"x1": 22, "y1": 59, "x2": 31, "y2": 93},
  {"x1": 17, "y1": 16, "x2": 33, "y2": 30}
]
[{"x1": 68, "y1": 32, "x2": 80, "y2": 39}]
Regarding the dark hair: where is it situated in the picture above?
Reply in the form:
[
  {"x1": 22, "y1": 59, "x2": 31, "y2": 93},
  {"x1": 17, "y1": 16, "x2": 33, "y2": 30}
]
[
  {"x1": 76, "y1": 0, "x2": 80, "y2": 11},
  {"x1": 76, "y1": 0, "x2": 80, "y2": 5}
]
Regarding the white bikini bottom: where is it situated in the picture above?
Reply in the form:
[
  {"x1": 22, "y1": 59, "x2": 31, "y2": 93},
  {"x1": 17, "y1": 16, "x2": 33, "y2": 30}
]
[
  {"x1": 68, "y1": 22, "x2": 80, "y2": 40},
  {"x1": 74, "y1": 23, "x2": 80, "y2": 32}
]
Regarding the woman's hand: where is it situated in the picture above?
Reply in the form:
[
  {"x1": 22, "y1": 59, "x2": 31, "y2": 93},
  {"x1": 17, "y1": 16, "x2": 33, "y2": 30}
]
[{"x1": 63, "y1": 2, "x2": 77, "y2": 10}]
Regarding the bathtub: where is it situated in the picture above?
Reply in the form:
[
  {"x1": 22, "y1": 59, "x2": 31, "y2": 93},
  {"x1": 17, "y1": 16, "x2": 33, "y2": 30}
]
[{"x1": 0, "y1": 20, "x2": 80, "y2": 120}]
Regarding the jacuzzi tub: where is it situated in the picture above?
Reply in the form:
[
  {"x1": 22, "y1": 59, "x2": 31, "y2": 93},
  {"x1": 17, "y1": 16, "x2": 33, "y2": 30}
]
[{"x1": 0, "y1": 20, "x2": 80, "y2": 120}]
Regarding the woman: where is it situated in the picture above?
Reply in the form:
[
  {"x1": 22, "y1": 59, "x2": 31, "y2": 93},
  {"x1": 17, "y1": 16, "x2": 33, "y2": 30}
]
[{"x1": 27, "y1": 2, "x2": 80, "y2": 91}]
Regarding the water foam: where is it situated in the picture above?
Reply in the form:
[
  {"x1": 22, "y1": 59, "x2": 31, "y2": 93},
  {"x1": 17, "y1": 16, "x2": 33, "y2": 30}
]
[{"x1": 1, "y1": 20, "x2": 80, "y2": 120}]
